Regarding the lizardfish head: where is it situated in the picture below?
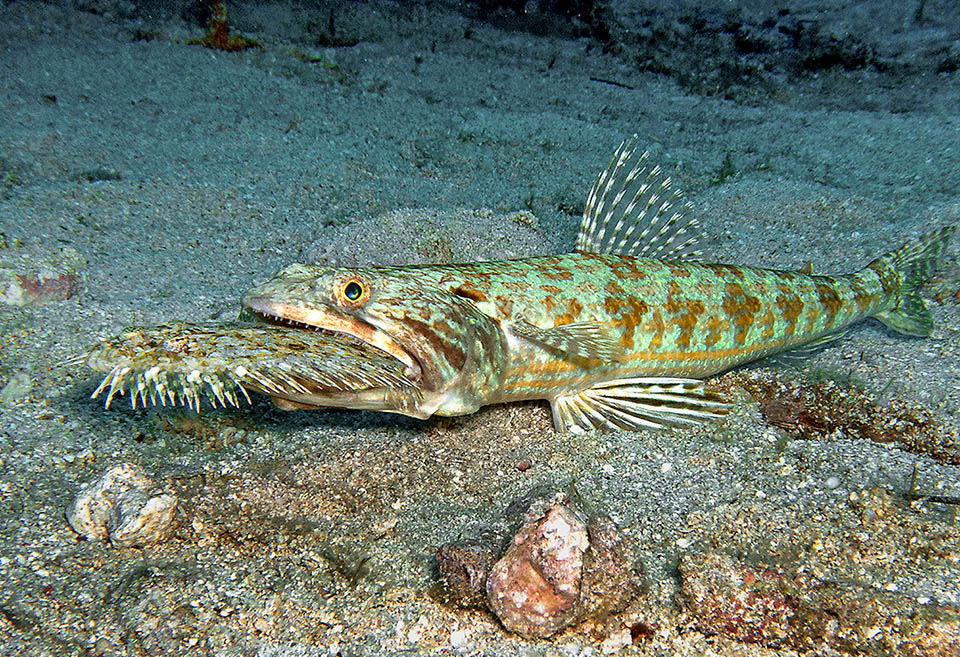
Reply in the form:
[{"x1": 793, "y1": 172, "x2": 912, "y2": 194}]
[{"x1": 242, "y1": 263, "x2": 508, "y2": 416}]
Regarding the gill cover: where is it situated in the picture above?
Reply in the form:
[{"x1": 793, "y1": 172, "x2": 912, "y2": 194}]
[
  {"x1": 343, "y1": 272, "x2": 510, "y2": 416},
  {"x1": 243, "y1": 265, "x2": 510, "y2": 417}
]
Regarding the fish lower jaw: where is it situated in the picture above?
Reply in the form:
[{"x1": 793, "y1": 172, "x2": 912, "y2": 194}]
[{"x1": 413, "y1": 388, "x2": 483, "y2": 418}]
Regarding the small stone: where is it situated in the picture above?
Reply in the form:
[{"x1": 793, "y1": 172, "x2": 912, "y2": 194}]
[
  {"x1": 109, "y1": 488, "x2": 178, "y2": 548},
  {"x1": 449, "y1": 627, "x2": 473, "y2": 652},
  {"x1": 679, "y1": 551, "x2": 793, "y2": 645},
  {"x1": 66, "y1": 463, "x2": 177, "y2": 547},
  {"x1": 436, "y1": 539, "x2": 499, "y2": 609},
  {"x1": 600, "y1": 627, "x2": 632, "y2": 654},
  {"x1": 678, "y1": 549, "x2": 960, "y2": 655},
  {"x1": 0, "y1": 371, "x2": 33, "y2": 404},
  {"x1": 0, "y1": 245, "x2": 84, "y2": 306},
  {"x1": 486, "y1": 500, "x2": 586, "y2": 638}
]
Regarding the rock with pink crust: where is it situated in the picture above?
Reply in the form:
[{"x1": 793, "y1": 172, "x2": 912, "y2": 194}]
[{"x1": 483, "y1": 492, "x2": 643, "y2": 638}]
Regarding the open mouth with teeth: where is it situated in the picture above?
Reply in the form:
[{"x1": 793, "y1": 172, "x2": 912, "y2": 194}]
[{"x1": 243, "y1": 296, "x2": 423, "y2": 382}]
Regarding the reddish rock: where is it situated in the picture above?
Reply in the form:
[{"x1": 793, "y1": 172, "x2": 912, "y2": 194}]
[
  {"x1": 0, "y1": 246, "x2": 85, "y2": 306},
  {"x1": 484, "y1": 493, "x2": 643, "y2": 639}
]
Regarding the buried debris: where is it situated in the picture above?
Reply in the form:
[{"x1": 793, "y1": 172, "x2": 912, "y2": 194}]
[{"x1": 679, "y1": 549, "x2": 960, "y2": 656}]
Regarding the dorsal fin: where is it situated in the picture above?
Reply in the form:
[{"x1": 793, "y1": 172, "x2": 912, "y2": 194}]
[{"x1": 575, "y1": 136, "x2": 702, "y2": 260}]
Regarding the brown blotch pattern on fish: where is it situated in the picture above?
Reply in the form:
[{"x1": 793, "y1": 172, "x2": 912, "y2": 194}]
[
  {"x1": 725, "y1": 266, "x2": 747, "y2": 281},
  {"x1": 804, "y1": 298, "x2": 821, "y2": 331},
  {"x1": 704, "y1": 315, "x2": 726, "y2": 347},
  {"x1": 451, "y1": 284, "x2": 488, "y2": 303},
  {"x1": 605, "y1": 295, "x2": 649, "y2": 348},
  {"x1": 495, "y1": 295, "x2": 514, "y2": 319},
  {"x1": 775, "y1": 283, "x2": 804, "y2": 336},
  {"x1": 605, "y1": 280, "x2": 625, "y2": 296},
  {"x1": 776, "y1": 271, "x2": 797, "y2": 284},
  {"x1": 542, "y1": 268, "x2": 574, "y2": 281},
  {"x1": 607, "y1": 257, "x2": 647, "y2": 282},
  {"x1": 502, "y1": 280, "x2": 532, "y2": 292},
  {"x1": 555, "y1": 298, "x2": 584, "y2": 326},
  {"x1": 643, "y1": 309, "x2": 665, "y2": 349},
  {"x1": 760, "y1": 308, "x2": 776, "y2": 339},
  {"x1": 403, "y1": 316, "x2": 466, "y2": 385},
  {"x1": 671, "y1": 303, "x2": 704, "y2": 349},
  {"x1": 722, "y1": 282, "x2": 762, "y2": 345},
  {"x1": 665, "y1": 262, "x2": 691, "y2": 278},
  {"x1": 664, "y1": 281, "x2": 684, "y2": 312},
  {"x1": 574, "y1": 281, "x2": 600, "y2": 298},
  {"x1": 815, "y1": 280, "x2": 843, "y2": 329},
  {"x1": 664, "y1": 281, "x2": 704, "y2": 349},
  {"x1": 867, "y1": 259, "x2": 899, "y2": 297},
  {"x1": 848, "y1": 275, "x2": 876, "y2": 314},
  {"x1": 700, "y1": 263, "x2": 728, "y2": 278}
]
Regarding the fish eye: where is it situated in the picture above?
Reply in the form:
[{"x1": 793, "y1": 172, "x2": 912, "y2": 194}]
[
  {"x1": 343, "y1": 281, "x2": 363, "y2": 301},
  {"x1": 338, "y1": 278, "x2": 369, "y2": 306}
]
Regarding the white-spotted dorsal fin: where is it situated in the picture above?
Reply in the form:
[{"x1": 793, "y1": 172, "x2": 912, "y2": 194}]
[
  {"x1": 550, "y1": 377, "x2": 729, "y2": 432},
  {"x1": 576, "y1": 136, "x2": 702, "y2": 260}
]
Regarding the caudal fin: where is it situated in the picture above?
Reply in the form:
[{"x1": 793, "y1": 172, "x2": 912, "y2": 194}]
[{"x1": 874, "y1": 225, "x2": 955, "y2": 336}]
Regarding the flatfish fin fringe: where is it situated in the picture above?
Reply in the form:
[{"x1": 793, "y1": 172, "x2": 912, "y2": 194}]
[{"x1": 873, "y1": 225, "x2": 955, "y2": 337}]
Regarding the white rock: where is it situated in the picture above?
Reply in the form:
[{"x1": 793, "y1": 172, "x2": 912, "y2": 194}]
[{"x1": 66, "y1": 463, "x2": 177, "y2": 547}]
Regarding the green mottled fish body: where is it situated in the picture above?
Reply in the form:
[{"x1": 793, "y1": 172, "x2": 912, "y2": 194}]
[
  {"x1": 372, "y1": 250, "x2": 916, "y2": 397},
  {"x1": 87, "y1": 137, "x2": 955, "y2": 432},
  {"x1": 243, "y1": 227, "x2": 949, "y2": 432}
]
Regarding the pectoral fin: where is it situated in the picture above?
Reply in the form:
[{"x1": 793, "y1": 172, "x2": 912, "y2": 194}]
[
  {"x1": 550, "y1": 377, "x2": 730, "y2": 433},
  {"x1": 769, "y1": 329, "x2": 849, "y2": 367},
  {"x1": 511, "y1": 320, "x2": 623, "y2": 362}
]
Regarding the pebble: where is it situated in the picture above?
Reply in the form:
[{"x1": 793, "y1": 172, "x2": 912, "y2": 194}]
[
  {"x1": 436, "y1": 539, "x2": 499, "y2": 609},
  {"x1": 0, "y1": 371, "x2": 32, "y2": 404},
  {"x1": 486, "y1": 498, "x2": 588, "y2": 638},
  {"x1": 436, "y1": 492, "x2": 645, "y2": 639},
  {"x1": 66, "y1": 463, "x2": 177, "y2": 547}
]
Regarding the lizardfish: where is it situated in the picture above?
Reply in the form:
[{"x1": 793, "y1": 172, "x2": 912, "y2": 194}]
[{"x1": 234, "y1": 137, "x2": 954, "y2": 432}]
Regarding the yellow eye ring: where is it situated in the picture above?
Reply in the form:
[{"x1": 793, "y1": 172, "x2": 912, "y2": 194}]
[
  {"x1": 343, "y1": 281, "x2": 362, "y2": 301},
  {"x1": 337, "y1": 278, "x2": 369, "y2": 307}
]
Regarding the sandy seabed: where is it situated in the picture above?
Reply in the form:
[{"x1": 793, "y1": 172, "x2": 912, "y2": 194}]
[{"x1": 1, "y1": 1, "x2": 959, "y2": 655}]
